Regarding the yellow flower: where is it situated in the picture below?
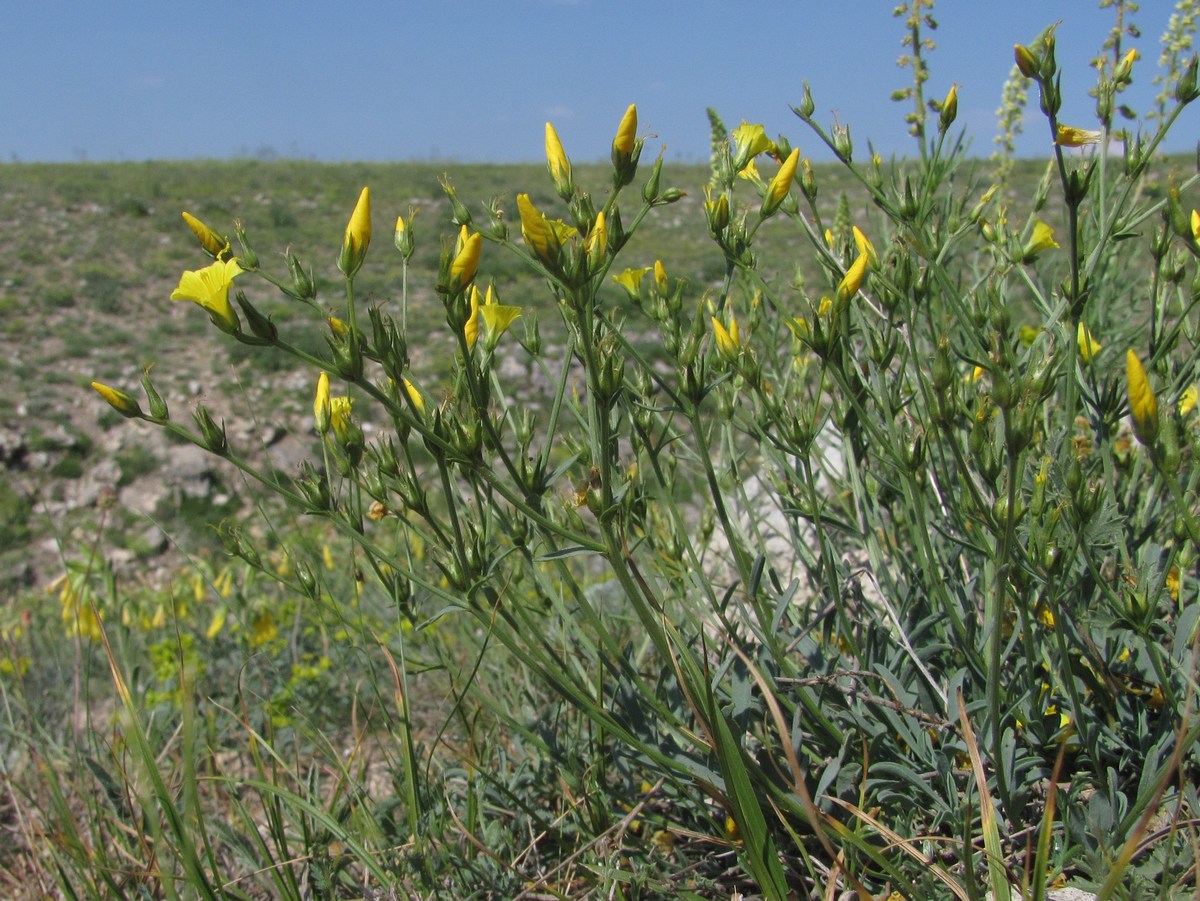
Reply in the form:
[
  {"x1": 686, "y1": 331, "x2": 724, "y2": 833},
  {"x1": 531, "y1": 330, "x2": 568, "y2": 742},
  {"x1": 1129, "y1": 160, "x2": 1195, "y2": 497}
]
[
  {"x1": 1022, "y1": 220, "x2": 1059, "y2": 260},
  {"x1": 204, "y1": 607, "x2": 225, "y2": 643},
  {"x1": 1126, "y1": 349, "x2": 1159, "y2": 445},
  {"x1": 613, "y1": 266, "x2": 650, "y2": 298},
  {"x1": 761, "y1": 147, "x2": 799, "y2": 216},
  {"x1": 1191, "y1": 209, "x2": 1200, "y2": 248},
  {"x1": 449, "y1": 228, "x2": 482, "y2": 288},
  {"x1": 465, "y1": 285, "x2": 483, "y2": 349},
  {"x1": 314, "y1": 371, "x2": 331, "y2": 434},
  {"x1": 170, "y1": 258, "x2": 243, "y2": 334},
  {"x1": 329, "y1": 396, "x2": 362, "y2": 449},
  {"x1": 836, "y1": 253, "x2": 868, "y2": 302},
  {"x1": 402, "y1": 377, "x2": 425, "y2": 414},
  {"x1": 90, "y1": 381, "x2": 143, "y2": 418},
  {"x1": 518, "y1": 193, "x2": 555, "y2": 262},
  {"x1": 613, "y1": 104, "x2": 637, "y2": 158},
  {"x1": 711, "y1": 314, "x2": 741, "y2": 358},
  {"x1": 249, "y1": 609, "x2": 278, "y2": 647},
  {"x1": 480, "y1": 304, "x2": 522, "y2": 348},
  {"x1": 1055, "y1": 125, "x2": 1103, "y2": 147},
  {"x1": 1076, "y1": 323, "x2": 1101, "y2": 363},
  {"x1": 654, "y1": 259, "x2": 669, "y2": 296},
  {"x1": 1180, "y1": 384, "x2": 1198, "y2": 416},
  {"x1": 339, "y1": 187, "x2": 371, "y2": 277},
  {"x1": 737, "y1": 158, "x2": 762, "y2": 183},
  {"x1": 852, "y1": 226, "x2": 877, "y2": 267},
  {"x1": 1167, "y1": 566, "x2": 1181, "y2": 602},
  {"x1": 545, "y1": 122, "x2": 572, "y2": 194},
  {"x1": 731, "y1": 122, "x2": 774, "y2": 172},
  {"x1": 181, "y1": 211, "x2": 229, "y2": 259}
]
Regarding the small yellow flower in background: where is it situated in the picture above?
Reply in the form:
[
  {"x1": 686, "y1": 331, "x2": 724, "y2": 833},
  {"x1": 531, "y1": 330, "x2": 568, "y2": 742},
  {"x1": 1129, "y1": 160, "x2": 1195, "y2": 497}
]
[
  {"x1": 181, "y1": 211, "x2": 230, "y2": 259},
  {"x1": 214, "y1": 568, "x2": 234, "y2": 597},
  {"x1": 449, "y1": 227, "x2": 482, "y2": 288},
  {"x1": 1022, "y1": 220, "x2": 1059, "y2": 261},
  {"x1": 1055, "y1": 125, "x2": 1103, "y2": 147},
  {"x1": 1191, "y1": 209, "x2": 1200, "y2": 248},
  {"x1": 761, "y1": 147, "x2": 799, "y2": 217},
  {"x1": 723, "y1": 816, "x2": 741, "y2": 842},
  {"x1": 1076, "y1": 323, "x2": 1102, "y2": 363},
  {"x1": 545, "y1": 122, "x2": 572, "y2": 195},
  {"x1": 206, "y1": 606, "x2": 227, "y2": 639},
  {"x1": 613, "y1": 266, "x2": 650, "y2": 299},
  {"x1": 1179, "y1": 384, "x2": 1198, "y2": 416},
  {"x1": 170, "y1": 258, "x2": 243, "y2": 334},
  {"x1": 249, "y1": 609, "x2": 278, "y2": 647},
  {"x1": 731, "y1": 121, "x2": 775, "y2": 172},
  {"x1": 1167, "y1": 566, "x2": 1181, "y2": 602},
  {"x1": 836, "y1": 253, "x2": 868, "y2": 302},
  {"x1": 314, "y1": 371, "x2": 331, "y2": 434},
  {"x1": 1037, "y1": 605, "x2": 1056, "y2": 628},
  {"x1": 1126, "y1": 349, "x2": 1159, "y2": 445},
  {"x1": 612, "y1": 103, "x2": 638, "y2": 159},
  {"x1": 339, "y1": 186, "x2": 371, "y2": 277},
  {"x1": 711, "y1": 314, "x2": 741, "y2": 359},
  {"x1": 90, "y1": 381, "x2": 143, "y2": 418},
  {"x1": 402, "y1": 377, "x2": 425, "y2": 413}
]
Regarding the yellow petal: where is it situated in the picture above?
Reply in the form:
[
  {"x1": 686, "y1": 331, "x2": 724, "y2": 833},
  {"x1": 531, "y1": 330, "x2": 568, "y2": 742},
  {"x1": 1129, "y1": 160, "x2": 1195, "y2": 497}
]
[{"x1": 1126, "y1": 350, "x2": 1159, "y2": 445}]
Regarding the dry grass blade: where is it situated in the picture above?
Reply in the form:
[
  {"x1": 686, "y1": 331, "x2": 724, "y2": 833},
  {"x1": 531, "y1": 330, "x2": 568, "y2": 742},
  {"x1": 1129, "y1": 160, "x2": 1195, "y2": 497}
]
[{"x1": 958, "y1": 689, "x2": 1011, "y2": 901}]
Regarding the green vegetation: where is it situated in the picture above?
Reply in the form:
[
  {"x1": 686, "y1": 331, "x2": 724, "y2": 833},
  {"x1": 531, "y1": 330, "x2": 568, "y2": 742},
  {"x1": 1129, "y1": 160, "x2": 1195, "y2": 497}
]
[{"x1": 4, "y1": 3, "x2": 1200, "y2": 898}]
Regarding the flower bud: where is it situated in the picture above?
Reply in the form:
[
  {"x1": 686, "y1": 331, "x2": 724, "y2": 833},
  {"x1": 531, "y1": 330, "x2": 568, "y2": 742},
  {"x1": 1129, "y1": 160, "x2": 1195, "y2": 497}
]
[
  {"x1": 545, "y1": 122, "x2": 573, "y2": 199},
  {"x1": 440, "y1": 175, "x2": 472, "y2": 227},
  {"x1": 1126, "y1": 349, "x2": 1159, "y2": 446},
  {"x1": 761, "y1": 147, "x2": 799, "y2": 218},
  {"x1": 193, "y1": 404, "x2": 227, "y2": 455},
  {"x1": 91, "y1": 381, "x2": 143, "y2": 418},
  {"x1": 314, "y1": 371, "x2": 331, "y2": 435},
  {"x1": 140, "y1": 369, "x2": 169, "y2": 421},
  {"x1": 1176, "y1": 53, "x2": 1199, "y2": 104},
  {"x1": 449, "y1": 228, "x2": 482, "y2": 290},
  {"x1": 394, "y1": 211, "x2": 416, "y2": 260},
  {"x1": 181, "y1": 212, "x2": 230, "y2": 259},
  {"x1": 235, "y1": 292, "x2": 278, "y2": 343},
  {"x1": 1015, "y1": 44, "x2": 1040, "y2": 78},
  {"x1": 939, "y1": 84, "x2": 958, "y2": 131},
  {"x1": 338, "y1": 187, "x2": 371, "y2": 278},
  {"x1": 796, "y1": 82, "x2": 815, "y2": 119},
  {"x1": 611, "y1": 104, "x2": 641, "y2": 188}
]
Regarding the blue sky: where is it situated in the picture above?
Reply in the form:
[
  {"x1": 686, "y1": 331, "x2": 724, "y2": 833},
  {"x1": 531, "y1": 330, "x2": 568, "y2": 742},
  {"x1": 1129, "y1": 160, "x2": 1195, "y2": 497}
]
[{"x1": 4, "y1": 1, "x2": 1196, "y2": 164}]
